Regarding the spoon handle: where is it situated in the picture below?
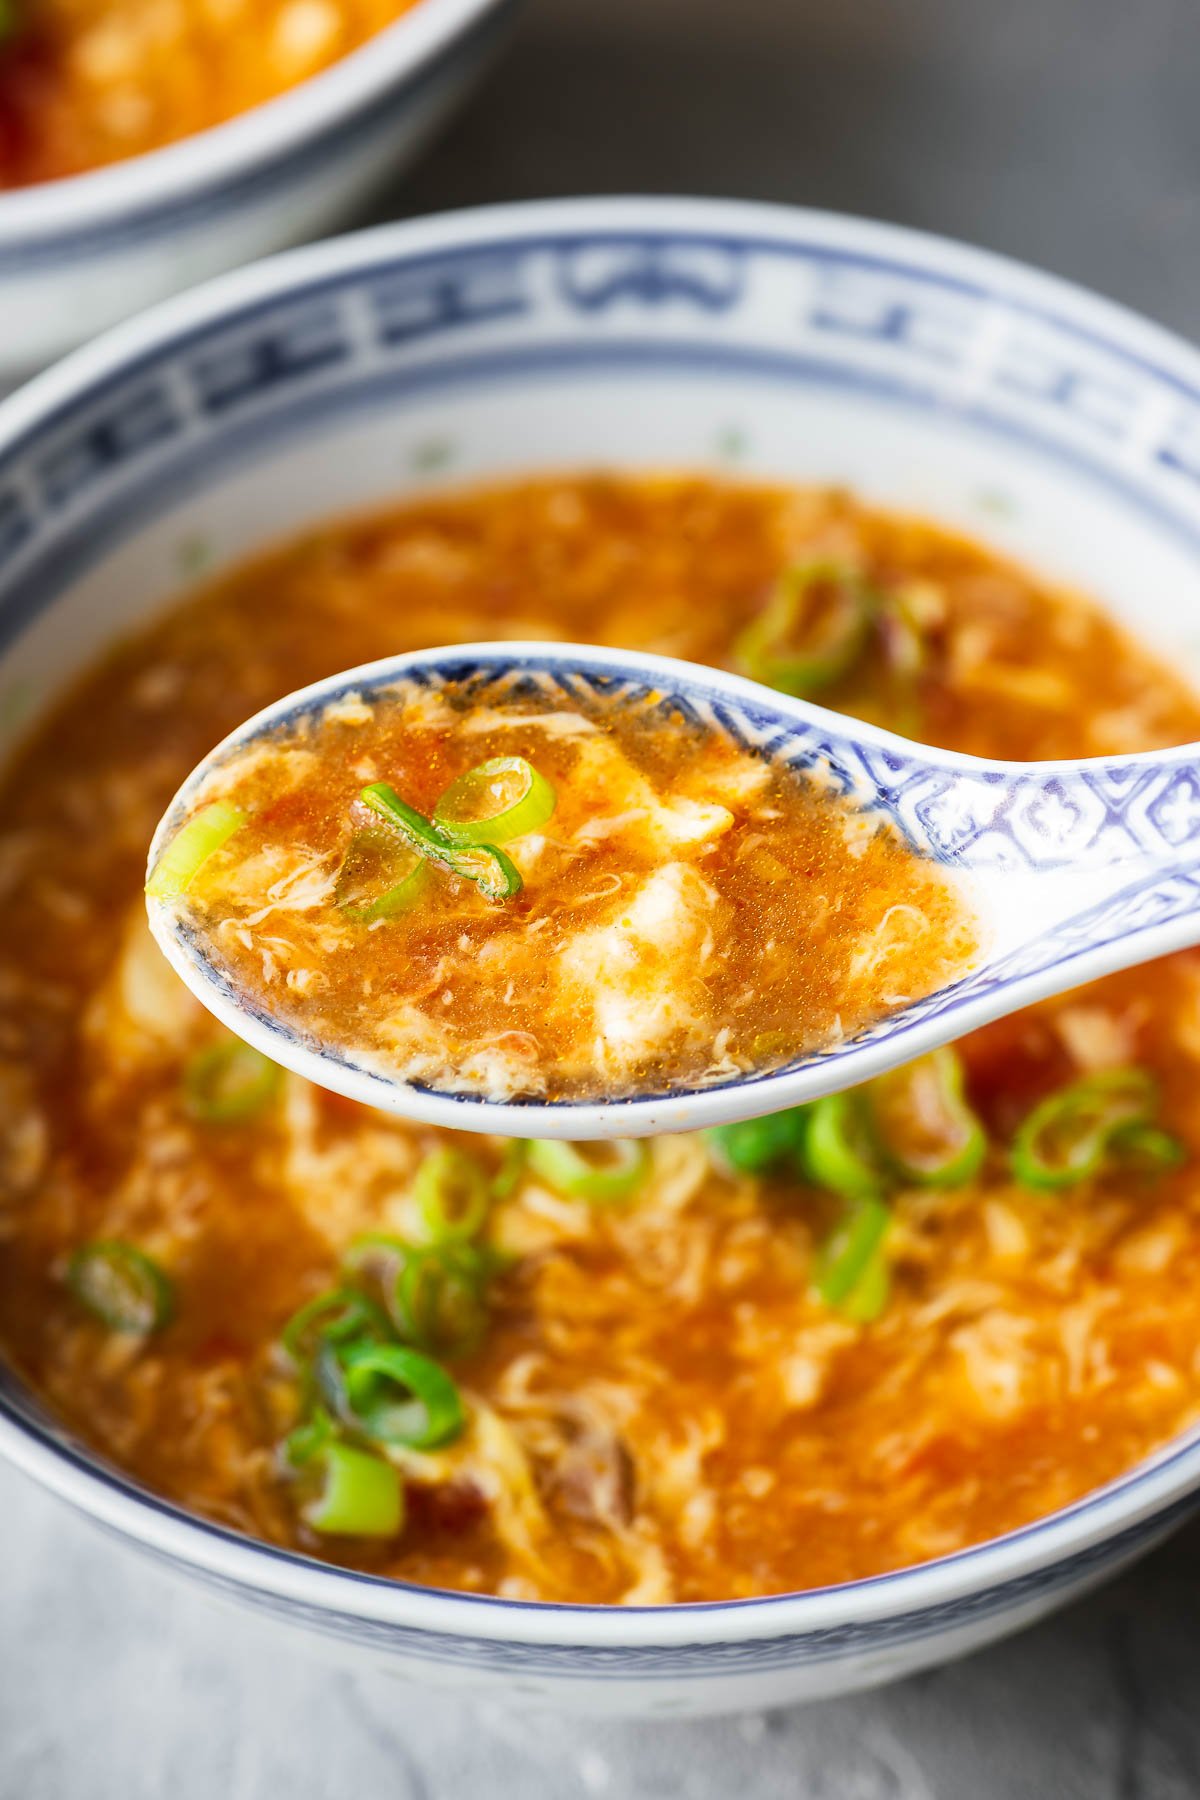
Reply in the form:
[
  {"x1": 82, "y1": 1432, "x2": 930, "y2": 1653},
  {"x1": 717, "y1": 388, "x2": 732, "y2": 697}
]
[
  {"x1": 863, "y1": 747, "x2": 1200, "y2": 1058},
  {"x1": 906, "y1": 749, "x2": 1200, "y2": 877}
]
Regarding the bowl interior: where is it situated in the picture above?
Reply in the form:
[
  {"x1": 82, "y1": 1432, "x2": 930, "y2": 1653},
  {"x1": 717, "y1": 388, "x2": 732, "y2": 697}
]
[{"x1": 2, "y1": 199, "x2": 1200, "y2": 1624}]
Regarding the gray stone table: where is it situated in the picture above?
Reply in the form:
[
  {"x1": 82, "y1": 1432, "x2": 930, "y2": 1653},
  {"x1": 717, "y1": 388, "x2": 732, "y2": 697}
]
[{"x1": 5, "y1": 0, "x2": 1200, "y2": 1792}]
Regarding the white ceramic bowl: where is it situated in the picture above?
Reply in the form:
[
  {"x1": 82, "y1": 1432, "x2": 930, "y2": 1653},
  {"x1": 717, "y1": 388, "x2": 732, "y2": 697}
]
[
  {"x1": 0, "y1": 0, "x2": 515, "y2": 386},
  {"x1": 2, "y1": 197, "x2": 1200, "y2": 1717}
]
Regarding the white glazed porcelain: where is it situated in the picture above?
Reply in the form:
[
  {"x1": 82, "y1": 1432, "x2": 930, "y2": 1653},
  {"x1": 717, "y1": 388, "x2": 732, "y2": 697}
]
[
  {"x1": 0, "y1": 0, "x2": 515, "y2": 386},
  {"x1": 2, "y1": 198, "x2": 1200, "y2": 1715},
  {"x1": 150, "y1": 641, "x2": 1200, "y2": 1138}
]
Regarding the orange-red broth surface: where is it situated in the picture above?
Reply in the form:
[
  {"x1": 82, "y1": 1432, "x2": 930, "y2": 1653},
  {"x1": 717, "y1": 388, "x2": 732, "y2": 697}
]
[
  {"x1": 159, "y1": 681, "x2": 976, "y2": 1101},
  {"x1": 4, "y1": 477, "x2": 1200, "y2": 1603},
  {"x1": 0, "y1": 0, "x2": 421, "y2": 188}
]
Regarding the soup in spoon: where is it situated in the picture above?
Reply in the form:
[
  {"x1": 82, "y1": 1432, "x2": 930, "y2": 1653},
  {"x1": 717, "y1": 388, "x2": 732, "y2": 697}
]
[{"x1": 147, "y1": 671, "x2": 978, "y2": 1102}]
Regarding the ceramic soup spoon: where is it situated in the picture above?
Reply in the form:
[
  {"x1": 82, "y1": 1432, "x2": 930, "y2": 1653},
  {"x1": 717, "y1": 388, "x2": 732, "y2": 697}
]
[{"x1": 146, "y1": 642, "x2": 1200, "y2": 1140}]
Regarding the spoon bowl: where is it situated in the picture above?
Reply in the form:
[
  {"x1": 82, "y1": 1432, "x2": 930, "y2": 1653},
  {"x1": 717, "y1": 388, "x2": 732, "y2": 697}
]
[{"x1": 147, "y1": 641, "x2": 1200, "y2": 1138}]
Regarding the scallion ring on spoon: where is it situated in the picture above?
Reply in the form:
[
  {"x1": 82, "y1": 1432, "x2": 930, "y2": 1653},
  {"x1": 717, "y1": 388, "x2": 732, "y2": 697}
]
[
  {"x1": 434, "y1": 755, "x2": 556, "y2": 844},
  {"x1": 145, "y1": 801, "x2": 244, "y2": 899},
  {"x1": 360, "y1": 781, "x2": 522, "y2": 902},
  {"x1": 334, "y1": 825, "x2": 429, "y2": 921}
]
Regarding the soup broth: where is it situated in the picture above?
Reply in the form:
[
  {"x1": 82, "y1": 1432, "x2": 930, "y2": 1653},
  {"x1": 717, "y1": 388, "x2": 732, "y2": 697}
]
[
  {"x1": 3, "y1": 476, "x2": 1200, "y2": 1603},
  {"x1": 0, "y1": 0, "x2": 421, "y2": 187}
]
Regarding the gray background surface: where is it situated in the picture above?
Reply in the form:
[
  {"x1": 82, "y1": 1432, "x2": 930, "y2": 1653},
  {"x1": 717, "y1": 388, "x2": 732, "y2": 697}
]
[{"x1": 4, "y1": 0, "x2": 1200, "y2": 1793}]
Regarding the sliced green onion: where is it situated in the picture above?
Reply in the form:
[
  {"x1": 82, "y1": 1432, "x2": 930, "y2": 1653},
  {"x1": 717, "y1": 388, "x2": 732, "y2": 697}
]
[
  {"x1": 734, "y1": 561, "x2": 877, "y2": 697},
  {"x1": 491, "y1": 1140, "x2": 528, "y2": 1201},
  {"x1": 801, "y1": 1093, "x2": 883, "y2": 1201},
  {"x1": 434, "y1": 757, "x2": 556, "y2": 845},
  {"x1": 706, "y1": 1109, "x2": 810, "y2": 1176},
  {"x1": 866, "y1": 1048, "x2": 986, "y2": 1188},
  {"x1": 413, "y1": 1147, "x2": 491, "y2": 1244},
  {"x1": 68, "y1": 1241, "x2": 173, "y2": 1334},
  {"x1": 814, "y1": 1194, "x2": 891, "y2": 1310},
  {"x1": 0, "y1": 3, "x2": 17, "y2": 44},
  {"x1": 183, "y1": 1039, "x2": 281, "y2": 1125},
  {"x1": 1113, "y1": 1121, "x2": 1188, "y2": 1173},
  {"x1": 361, "y1": 782, "x2": 521, "y2": 902},
  {"x1": 1010, "y1": 1068, "x2": 1160, "y2": 1191},
  {"x1": 340, "y1": 1233, "x2": 410, "y2": 1282},
  {"x1": 301, "y1": 1441, "x2": 404, "y2": 1537},
  {"x1": 282, "y1": 1404, "x2": 336, "y2": 1469},
  {"x1": 280, "y1": 1285, "x2": 391, "y2": 1365},
  {"x1": 838, "y1": 1243, "x2": 891, "y2": 1324},
  {"x1": 526, "y1": 1138, "x2": 650, "y2": 1205},
  {"x1": 390, "y1": 1244, "x2": 491, "y2": 1359},
  {"x1": 334, "y1": 825, "x2": 428, "y2": 922},
  {"x1": 145, "y1": 801, "x2": 245, "y2": 899},
  {"x1": 324, "y1": 1340, "x2": 465, "y2": 1450}
]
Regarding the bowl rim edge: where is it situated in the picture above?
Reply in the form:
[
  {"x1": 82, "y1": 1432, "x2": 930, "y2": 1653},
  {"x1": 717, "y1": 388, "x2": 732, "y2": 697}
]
[{"x1": 1, "y1": 192, "x2": 1199, "y2": 1646}]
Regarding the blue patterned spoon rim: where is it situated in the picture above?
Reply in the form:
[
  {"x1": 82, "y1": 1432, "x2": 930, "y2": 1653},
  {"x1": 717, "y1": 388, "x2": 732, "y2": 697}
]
[{"x1": 147, "y1": 642, "x2": 1200, "y2": 1137}]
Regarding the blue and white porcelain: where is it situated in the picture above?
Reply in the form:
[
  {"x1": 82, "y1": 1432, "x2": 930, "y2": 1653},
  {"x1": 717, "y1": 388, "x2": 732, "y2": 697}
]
[
  {"x1": 0, "y1": 0, "x2": 515, "y2": 385},
  {"x1": 2, "y1": 197, "x2": 1200, "y2": 1714},
  {"x1": 150, "y1": 639, "x2": 1200, "y2": 1137}
]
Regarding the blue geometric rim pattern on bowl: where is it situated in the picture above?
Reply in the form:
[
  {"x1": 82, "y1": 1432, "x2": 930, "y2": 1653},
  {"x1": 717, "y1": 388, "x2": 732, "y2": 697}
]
[{"x1": 2, "y1": 199, "x2": 1200, "y2": 1709}]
